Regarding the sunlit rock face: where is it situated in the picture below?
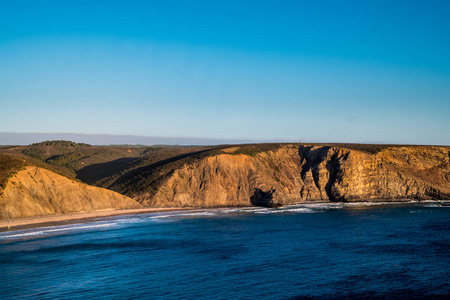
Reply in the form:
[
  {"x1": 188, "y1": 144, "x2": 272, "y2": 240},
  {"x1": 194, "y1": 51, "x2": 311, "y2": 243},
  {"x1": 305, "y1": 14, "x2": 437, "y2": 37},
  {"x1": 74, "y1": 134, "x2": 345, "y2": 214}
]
[
  {"x1": 0, "y1": 166, "x2": 141, "y2": 219},
  {"x1": 137, "y1": 145, "x2": 450, "y2": 207}
]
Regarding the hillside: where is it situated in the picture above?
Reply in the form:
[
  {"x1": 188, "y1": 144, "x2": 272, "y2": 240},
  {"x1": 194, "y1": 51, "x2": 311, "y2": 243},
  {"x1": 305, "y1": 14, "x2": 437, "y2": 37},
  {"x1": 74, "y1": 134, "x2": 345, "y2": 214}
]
[
  {"x1": 0, "y1": 165, "x2": 141, "y2": 219},
  {"x1": 0, "y1": 144, "x2": 144, "y2": 219},
  {"x1": 20, "y1": 140, "x2": 150, "y2": 174},
  {"x1": 1, "y1": 142, "x2": 449, "y2": 217},
  {"x1": 0, "y1": 153, "x2": 26, "y2": 191},
  {"x1": 96, "y1": 143, "x2": 450, "y2": 207}
]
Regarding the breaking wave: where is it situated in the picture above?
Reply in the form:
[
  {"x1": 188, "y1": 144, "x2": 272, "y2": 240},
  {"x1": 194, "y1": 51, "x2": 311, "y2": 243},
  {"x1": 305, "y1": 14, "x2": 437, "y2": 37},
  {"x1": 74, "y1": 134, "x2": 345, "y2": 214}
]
[
  {"x1": 0, "y1": 223, "x2": 116, "y2": 240},
  {"x1": 2, "y1": 201, "x2": 447, "y2": 242}
]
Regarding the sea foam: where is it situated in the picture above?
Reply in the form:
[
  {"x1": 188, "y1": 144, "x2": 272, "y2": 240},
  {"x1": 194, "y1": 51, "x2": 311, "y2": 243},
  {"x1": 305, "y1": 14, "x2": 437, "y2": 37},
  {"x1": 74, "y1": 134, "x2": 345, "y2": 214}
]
[{"x1": 0, "y1": 223, "x2": 116, "y2": 240}]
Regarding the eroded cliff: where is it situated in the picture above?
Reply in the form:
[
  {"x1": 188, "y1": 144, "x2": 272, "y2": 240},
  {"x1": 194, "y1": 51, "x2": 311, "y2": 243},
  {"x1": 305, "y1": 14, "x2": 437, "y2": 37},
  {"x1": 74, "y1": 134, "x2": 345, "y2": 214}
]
[
  {"x1": 133, "y1": 145, "x2": 450, "y2": 207},
  {"x1": 2, "y1": 143, "x2": 448, "y2": 215},
  {"x1": 0, "y1": 166, "x2": 142, "y2": 219}
]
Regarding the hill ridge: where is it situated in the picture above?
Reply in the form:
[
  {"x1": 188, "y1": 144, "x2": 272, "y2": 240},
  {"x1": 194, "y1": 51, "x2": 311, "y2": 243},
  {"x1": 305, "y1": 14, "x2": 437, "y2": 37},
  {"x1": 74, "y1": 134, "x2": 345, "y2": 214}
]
[{"x1": 1, "y1": 142, "x2": 449, "y2": 217}]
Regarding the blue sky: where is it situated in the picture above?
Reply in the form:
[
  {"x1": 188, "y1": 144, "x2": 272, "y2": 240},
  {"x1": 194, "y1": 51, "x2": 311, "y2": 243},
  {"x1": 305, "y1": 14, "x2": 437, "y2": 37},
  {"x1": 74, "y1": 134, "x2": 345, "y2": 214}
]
[{"x1": 1, "y1": 0, "x2": 449, "y2": 144}]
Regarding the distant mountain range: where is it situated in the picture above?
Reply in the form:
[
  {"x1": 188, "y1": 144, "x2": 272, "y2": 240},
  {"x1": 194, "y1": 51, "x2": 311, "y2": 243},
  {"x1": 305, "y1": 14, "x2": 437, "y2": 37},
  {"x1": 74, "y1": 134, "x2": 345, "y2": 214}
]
[{"x1": 0, "y1": 132, "x2": 257, "y2": 146}]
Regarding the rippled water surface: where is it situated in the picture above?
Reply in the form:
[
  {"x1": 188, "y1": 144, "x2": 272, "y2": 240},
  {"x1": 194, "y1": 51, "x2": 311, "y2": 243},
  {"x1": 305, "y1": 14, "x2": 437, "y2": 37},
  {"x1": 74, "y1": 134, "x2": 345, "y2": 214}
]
[{"x1": 1, "y1": 202, "x2": 449, "y2": 299}]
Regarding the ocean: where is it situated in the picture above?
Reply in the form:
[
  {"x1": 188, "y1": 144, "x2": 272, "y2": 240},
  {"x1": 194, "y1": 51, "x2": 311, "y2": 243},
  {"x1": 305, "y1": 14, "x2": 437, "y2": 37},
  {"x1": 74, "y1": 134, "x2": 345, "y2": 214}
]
[{"x1": 0, "y1": 202, "x2": 449, "y2": 299}]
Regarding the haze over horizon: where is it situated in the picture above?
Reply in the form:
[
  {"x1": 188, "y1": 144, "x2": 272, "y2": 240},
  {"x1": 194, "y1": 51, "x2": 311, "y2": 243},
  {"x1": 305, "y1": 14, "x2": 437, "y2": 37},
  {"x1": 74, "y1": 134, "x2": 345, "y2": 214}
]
[
  {"x1": 0, "y1": 131, "x2": 262, "y2": 146},
  {"x1": 1, "y1": 1, "x2": 449, "y2": 145}
]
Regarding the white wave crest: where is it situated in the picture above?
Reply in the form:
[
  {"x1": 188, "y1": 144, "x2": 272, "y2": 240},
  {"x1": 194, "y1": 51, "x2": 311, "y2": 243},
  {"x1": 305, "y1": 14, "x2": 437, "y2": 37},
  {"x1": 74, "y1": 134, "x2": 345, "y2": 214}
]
[
  {"x1": 280, "y1": 208, "x2": 315, "y2": 213},
  {"x1": 253, "y1": 207, "x2": 315, "y2": 214},
  {"x1": 145, "y1": 211, "x2": 217, "y2": 222},
  {"x1": 423, "y1": 204, "x2": 449, "y2": 208},
  {"x1": 0, "y1": 223, "x2": 116, "y2": 240},
  {"x1": 180, "y1": 212, "x2": 217, "y2": 217}
]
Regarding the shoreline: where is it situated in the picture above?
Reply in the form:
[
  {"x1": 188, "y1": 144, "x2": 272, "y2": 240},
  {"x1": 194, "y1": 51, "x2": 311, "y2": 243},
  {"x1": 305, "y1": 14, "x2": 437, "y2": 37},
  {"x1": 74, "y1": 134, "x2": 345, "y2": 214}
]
[
  {"x1": 1, "y1": 200, "x2": 448, "y2": 232},
  {"x1": 0, "y1": 207, "x2": 195, "y2": 231}
]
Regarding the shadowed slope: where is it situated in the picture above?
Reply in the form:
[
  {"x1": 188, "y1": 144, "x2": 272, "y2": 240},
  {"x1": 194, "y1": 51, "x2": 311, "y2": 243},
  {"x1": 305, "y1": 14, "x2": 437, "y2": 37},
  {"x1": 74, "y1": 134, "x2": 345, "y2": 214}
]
[{"x1": 2, "y1": 142, "x2": 449, "y2": 211}]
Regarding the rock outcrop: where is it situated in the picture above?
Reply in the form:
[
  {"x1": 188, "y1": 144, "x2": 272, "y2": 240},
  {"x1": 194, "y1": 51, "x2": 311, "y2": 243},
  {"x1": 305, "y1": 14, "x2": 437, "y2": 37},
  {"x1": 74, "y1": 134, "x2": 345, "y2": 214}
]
[
  {"x1": 2, "y1": 144, "x2": 449, "y2": 216},
  {"x1": 133, "y1": 145, "x2": 450, "y2": 207},
  {"x1": 0, "y1": 166, "x2": 142, "y2": 219},
  {"x1": 250, "y1": 188, "x2": 281, "y2": 208}
]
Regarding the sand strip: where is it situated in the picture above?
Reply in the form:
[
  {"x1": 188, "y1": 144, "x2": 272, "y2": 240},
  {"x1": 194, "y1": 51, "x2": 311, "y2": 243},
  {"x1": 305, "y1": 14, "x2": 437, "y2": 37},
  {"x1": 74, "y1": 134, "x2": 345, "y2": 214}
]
[
  {"x1": 0, "y1": 208, "x2": 194, "y2": 231},
  {"x1": 2, "y1": 200, "x2": 445, "y2": 232}
]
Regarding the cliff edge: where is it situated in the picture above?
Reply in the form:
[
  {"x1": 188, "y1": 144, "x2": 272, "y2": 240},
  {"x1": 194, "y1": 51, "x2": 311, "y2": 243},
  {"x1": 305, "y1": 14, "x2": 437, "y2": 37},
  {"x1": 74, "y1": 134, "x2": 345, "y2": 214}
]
[
  {"x1": 126, "y1": 145, "x2": 450, "y2": 207},
  {"x1": 2, "y1": 143, "x2": 449, "y2": 214},
  {"x1": 0, "y1": 166, "x2": 141, "y2": 219}
]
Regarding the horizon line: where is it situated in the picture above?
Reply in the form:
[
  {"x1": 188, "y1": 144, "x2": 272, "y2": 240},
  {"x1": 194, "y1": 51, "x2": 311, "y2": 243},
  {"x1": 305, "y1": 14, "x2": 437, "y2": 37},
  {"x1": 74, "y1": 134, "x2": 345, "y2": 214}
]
[{"x1": 1, "y1": 132, "x2": 448, "y2": 147}]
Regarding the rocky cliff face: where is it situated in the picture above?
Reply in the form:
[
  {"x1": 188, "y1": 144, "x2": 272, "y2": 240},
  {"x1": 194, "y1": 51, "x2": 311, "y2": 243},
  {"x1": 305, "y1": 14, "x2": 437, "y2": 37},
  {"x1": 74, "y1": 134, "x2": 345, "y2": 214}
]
[
  {"x1": 298, "y1": 145, "x2": 450, "y2": 201},
  {"x1": 0, "y1": 166, "x2": 142, "y2": 219},
  {"x1": 135, "y1": 145, "x2": 450, "y2": 207},
  {"x1": 3, "y1": 144, "x2": 447, "y2": 217}
]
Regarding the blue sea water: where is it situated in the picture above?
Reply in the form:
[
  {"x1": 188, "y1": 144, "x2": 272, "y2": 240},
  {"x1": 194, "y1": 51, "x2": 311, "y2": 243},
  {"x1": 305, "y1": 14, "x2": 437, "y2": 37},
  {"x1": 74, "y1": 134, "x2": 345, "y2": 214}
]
[{"x1": 0, "y1": 202, "x2": 449, "y2": 299}]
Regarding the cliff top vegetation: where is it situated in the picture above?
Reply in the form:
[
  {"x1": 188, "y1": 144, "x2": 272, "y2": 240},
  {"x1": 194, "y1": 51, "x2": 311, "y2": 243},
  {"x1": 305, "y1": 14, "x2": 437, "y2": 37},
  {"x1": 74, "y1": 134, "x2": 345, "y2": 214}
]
[
  {"x1": 0, "y1": 154, "x2": 26, "y2": 190},
  {"x1": 31, "y1": 140, "x2": 91, "y2": 147}
]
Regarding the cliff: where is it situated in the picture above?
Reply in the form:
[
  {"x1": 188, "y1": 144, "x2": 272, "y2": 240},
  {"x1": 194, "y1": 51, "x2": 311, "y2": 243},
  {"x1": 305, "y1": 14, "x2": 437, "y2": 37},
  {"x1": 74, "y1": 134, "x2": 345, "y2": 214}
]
[
  {"x1": 2, "y1": 143, "x2": 449, "y2": 215},
  {"x1": 130, "y1": 145, "x2": 450, "y2": 207},
  {"x1": 0, "y1": 166, "x2": 142, "y2": 219}
]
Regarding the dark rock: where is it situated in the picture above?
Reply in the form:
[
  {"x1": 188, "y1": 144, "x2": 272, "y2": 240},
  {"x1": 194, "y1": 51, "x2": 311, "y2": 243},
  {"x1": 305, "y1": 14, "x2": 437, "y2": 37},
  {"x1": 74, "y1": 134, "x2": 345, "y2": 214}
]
[{"x1": 250, "y1": 188, "x2": 282, "y2": 208}]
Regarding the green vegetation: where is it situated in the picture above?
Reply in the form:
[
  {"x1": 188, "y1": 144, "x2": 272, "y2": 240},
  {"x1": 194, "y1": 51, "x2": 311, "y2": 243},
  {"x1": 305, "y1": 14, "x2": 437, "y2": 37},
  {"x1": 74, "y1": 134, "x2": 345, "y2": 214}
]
[
  {"x1": 96, "y1": 148, "x2": 214, "y2": 197},
  {"x1": 0, "y1": 154, "x2": 26, "y2": 190},
  {"x1": 22, "y1": 143, "x2": 145, "y2": 172},
  {"x1": 31, "y1": 140, "x2": 91, "y2": 147},
  {"x1": 0, "y1": 140, "x2": 213, "y2": 194},
  {"x1": 223, "y1": 143, "x2": 284, "y2": 157}
]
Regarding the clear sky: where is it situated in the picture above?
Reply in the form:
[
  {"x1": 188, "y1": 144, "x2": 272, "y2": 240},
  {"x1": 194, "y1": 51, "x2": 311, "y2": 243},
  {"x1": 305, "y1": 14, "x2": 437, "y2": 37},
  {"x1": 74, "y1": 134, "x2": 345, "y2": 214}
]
[{"x1": 1, "y1": 0, "x2": 449, "y2": 144}]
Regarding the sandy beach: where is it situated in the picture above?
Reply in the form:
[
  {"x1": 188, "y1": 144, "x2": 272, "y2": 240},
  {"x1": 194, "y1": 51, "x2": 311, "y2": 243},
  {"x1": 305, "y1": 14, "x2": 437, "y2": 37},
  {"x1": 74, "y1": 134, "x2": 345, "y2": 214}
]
[{"x1": 0, "y1": 207, "x2": 194, "y2": 231}]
